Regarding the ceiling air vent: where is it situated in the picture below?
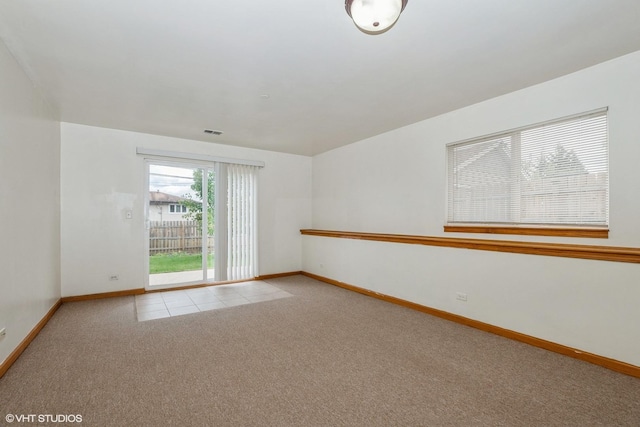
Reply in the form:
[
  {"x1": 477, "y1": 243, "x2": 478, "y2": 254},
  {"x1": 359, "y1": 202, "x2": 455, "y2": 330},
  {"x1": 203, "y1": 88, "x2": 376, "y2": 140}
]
[{"x1": 204, "y1": 129, "x2": 223, "y2": 135}]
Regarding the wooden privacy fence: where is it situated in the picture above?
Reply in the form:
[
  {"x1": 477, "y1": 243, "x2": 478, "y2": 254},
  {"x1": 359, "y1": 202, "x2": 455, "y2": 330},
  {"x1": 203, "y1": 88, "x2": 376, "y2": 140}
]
[{"x1": 149, "y1": 221, "x2": 214, "y2": 255}]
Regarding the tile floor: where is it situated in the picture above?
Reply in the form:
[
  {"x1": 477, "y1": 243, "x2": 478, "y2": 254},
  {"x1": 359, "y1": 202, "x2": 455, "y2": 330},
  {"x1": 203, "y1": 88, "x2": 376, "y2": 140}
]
[{"x1": 135, "y1": 281, "x2": 291, "y2": 321}]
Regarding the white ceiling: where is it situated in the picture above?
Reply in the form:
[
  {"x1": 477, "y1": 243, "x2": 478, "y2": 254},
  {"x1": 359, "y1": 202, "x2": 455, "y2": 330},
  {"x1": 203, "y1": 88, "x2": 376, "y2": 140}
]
[{"x1": 1, "y1": 1, "x2": 640, "y2": 156}]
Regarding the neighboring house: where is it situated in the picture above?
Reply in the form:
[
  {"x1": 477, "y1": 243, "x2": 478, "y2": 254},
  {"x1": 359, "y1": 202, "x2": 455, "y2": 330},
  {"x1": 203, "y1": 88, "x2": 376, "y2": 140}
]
[{"x1": 148, "y1": 191, "x2": 196, "y2": 222}]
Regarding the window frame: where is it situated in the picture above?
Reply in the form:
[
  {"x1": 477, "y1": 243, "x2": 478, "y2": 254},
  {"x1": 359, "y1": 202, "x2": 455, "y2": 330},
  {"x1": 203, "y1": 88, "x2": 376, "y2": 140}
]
[
  {"x1": 445, "y1": 108, "x2": 609, "y2": 238},
  {"x1": 169, "y1": 204, "x2": 187, "y2": 214}
]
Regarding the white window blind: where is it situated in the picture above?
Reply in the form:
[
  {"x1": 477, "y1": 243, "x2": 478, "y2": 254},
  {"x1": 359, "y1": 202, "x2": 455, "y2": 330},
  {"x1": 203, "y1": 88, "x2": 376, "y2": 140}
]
[{"x1": 447, "y1": 109, "x2": 608, "y2": 227}]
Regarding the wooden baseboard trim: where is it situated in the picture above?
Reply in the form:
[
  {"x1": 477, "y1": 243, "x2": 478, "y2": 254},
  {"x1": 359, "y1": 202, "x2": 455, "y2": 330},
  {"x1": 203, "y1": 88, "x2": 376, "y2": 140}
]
[
  {"x1": 256, "y1": 271, "x2": 302, "y2": 280},
  {"x1": 0, "y1": 299, "x2": 62, "y2": 379},
  {"x1": 300, "y1": 229, "x2": 640, "y2": 264},
  {"x1": 61, "y1": 288, "x2": 145, "y2": 302},
  {"x1": 62, "y1": 273, "x2": 302, "y2": 300},
  {"x1": 301, "y1": 271, "x2": 640, "y2": 378}
]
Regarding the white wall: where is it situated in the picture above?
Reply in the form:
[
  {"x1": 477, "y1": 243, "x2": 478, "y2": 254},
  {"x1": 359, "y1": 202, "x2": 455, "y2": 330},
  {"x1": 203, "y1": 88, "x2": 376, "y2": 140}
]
[
  {"x1": 61, "y1": 124, "x2": 311, "y2": 297},
  {"x1": 0, "y1": 40, "x2": 61, "y2": 365},
  {"x1": 305, "y1": 51, "x2": 640, "y2": 366}
]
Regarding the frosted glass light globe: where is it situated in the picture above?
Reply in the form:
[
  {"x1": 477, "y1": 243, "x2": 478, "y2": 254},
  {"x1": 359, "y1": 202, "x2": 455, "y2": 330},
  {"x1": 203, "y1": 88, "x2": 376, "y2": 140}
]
[{"x1": 347, "y1": 0, "x2": 406, "y2": 34}]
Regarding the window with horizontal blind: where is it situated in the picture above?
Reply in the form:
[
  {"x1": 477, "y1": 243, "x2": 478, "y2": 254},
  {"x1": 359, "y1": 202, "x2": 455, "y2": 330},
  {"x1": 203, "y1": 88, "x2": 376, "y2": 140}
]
[{"x1": 447, "y1": 109, "x2": 608, "y2": 228}]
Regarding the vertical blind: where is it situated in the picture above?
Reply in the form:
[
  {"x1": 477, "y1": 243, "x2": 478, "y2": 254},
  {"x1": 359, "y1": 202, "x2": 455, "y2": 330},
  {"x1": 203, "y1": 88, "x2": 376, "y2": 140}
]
[
  {"x1": 140, "y1": 149, "x2": 262, "y2": 284},
  {"x1": 447, "y1": 109, "x2": 608, "y2": 227},
  {"x1": 226, "y1": 164, "x2": 259, "y2": 280}
]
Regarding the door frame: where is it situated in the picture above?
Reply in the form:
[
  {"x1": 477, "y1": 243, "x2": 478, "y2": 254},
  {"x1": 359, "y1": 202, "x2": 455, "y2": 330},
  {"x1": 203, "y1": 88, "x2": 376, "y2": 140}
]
[{"x1": 143, "y1": 159, "x2": 215, "y2": 291}]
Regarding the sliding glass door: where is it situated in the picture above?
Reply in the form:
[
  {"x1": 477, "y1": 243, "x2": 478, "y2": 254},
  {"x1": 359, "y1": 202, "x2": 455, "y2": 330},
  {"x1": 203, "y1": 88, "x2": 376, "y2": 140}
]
[
  {"x1": 144, "y1": 159, "x2": 258, "y2": 289},
  {"x1": 146, "y1": 162, "x2": 214, "y2": 288}
]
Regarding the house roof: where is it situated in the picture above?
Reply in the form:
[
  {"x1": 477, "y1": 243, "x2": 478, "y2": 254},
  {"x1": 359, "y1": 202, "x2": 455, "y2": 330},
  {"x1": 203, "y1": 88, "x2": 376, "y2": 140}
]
[
  {"x1": 1, "y1": 1, "x2": 639, "y2": 156},
  {"x1": 149, "y1": 191, "x2": 190, "y2": 205}
]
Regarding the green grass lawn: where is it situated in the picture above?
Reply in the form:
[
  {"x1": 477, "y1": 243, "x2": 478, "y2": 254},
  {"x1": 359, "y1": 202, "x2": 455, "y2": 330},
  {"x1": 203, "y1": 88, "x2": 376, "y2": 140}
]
[{"x1": 149, "y1": 252, "x2": 214, "y2": 274}]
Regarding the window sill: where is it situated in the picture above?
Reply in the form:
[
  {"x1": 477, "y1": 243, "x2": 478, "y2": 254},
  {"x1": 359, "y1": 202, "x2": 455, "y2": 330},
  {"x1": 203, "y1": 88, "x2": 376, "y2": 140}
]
[{"x1": 444, "y1": 225, "x2": 608, "y2": 239}]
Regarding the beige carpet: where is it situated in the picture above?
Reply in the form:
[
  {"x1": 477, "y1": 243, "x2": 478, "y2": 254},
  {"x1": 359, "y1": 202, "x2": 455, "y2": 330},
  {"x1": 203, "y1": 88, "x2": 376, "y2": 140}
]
[{"x1": 1, "y1": 275, "x2": 638, "y2": 426}]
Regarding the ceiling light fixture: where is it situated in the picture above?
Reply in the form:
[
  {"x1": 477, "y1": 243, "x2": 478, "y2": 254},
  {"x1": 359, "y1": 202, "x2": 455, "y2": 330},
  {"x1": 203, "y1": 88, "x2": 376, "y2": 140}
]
[{"x1": 345, "y1": 0, "x2": 408, "y2": 35}]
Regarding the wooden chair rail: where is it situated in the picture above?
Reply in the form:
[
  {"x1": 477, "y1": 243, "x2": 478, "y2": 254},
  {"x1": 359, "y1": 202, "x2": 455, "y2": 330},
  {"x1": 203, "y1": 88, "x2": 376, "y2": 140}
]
[{"x1": 300, "y1": 229, "x2": 640, "y2": 264}]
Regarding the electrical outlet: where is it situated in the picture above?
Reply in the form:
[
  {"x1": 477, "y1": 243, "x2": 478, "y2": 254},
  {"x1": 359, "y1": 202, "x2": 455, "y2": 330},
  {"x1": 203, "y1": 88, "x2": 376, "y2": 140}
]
[
  {"x1": 456, "y1": 292, "x2": 468, "y2": 302},
  {"x1": 0, "y1": 327, "x2": 6, "y2": 337},
  {"x1": 109, "y1": 275, "x2": 119, "y2": 281}
]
